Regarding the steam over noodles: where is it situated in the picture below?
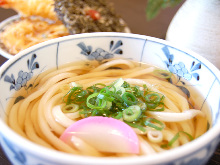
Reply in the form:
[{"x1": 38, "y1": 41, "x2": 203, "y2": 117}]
[{"x1": 6, "y1": 58, "x2": 209, "y2": 157}]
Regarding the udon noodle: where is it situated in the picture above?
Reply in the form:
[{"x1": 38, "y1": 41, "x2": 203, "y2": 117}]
[{"x1": 6, "y1": 58, "x2": 209, "y2": 157}]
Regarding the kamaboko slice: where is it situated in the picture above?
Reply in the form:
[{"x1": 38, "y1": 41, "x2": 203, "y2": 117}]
[{"x1": 60, "y1": 116, "x2": 139, "y2": 154}]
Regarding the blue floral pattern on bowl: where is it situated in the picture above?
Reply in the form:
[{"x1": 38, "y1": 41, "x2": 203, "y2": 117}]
[
  {"x1": 3, "y1": 54, "x2": 40, "y2": 104},
  {"x1": 162, "y1": 46, "x2": 201, "y2": 81},
  {"x1": 77, "y1": 40, "x2": 123, "y2": 61},
  {"x1": 4, "y1": 54, "x2": 39, "y2": 91},
  {"x1": 161, "y1": 46, "x2": 202, "y2": 99},
  {"x1": 0, "y1": 33, "x2": 219, "y2": 165}
]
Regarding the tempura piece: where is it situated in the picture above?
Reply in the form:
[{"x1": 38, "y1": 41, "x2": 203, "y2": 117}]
[
  {"x1": 0, "y1": 0, "x2": 57, "y2": 21},
  {"x1": 0, "y1": 17, "x2": 69, "y2": 54}
]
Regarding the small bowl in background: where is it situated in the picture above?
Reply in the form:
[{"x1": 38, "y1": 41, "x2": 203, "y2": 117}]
[{"x1": 0, "y1": 32, "x2": 219, "y2": 165}]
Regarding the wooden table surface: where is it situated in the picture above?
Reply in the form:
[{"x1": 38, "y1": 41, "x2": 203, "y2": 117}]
[{"x1": 0, "y1": 1, "x2": 219, "y2": 165}]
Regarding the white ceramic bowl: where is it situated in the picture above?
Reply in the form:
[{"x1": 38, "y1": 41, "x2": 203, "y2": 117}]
[{"x1": 0, "y1": 32, "x2": 220, "y2": 165}]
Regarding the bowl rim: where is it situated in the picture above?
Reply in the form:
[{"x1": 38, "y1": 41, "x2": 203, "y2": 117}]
[{"x1": 0, "y1": 32, "x2": 220, "y2": 164}]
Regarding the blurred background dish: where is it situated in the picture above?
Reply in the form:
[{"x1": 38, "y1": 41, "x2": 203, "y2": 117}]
[
  {"x1": 0, "y1": 0, "x2": 183, "y2": 59},
  {"x1": 0, "y1": 0, "x2": 131, "y2": 58},
  {"x1": 0, "y1": 15, "x2": 69, "y2": 57}
]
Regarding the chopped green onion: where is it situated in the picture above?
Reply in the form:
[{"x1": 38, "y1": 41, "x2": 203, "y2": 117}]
[
  {"x1": 63, "y1": 78, "x2": 166, "y2": 132},
  {"x1": 138, "y1": 102, "x2": 147, "y2": 111},
  {"x1": 179, "y1": 131, "x2": 194, "y2": 141},
  {"x1": 116, "y1": 87, "x2": 125, "y2": 95},
  {"x1": 112, "y1": 93, "x2": 123, "y2": 103},
  {"x1": 116, "y1": 89, "x2": 123, "y2": 95},
  {"x1": 123, "y1": 105, "x2": 141, "y2": 122},
  {"x1": 109, "y1": 78, "x2": 125, "y2": 95},
  {"x1": 143, "y1": 84, "x2": 148, "y2": 90},
  {"x1": 122, "y1": 92, "x2": 137, "y2": 106},
  {"x1": 93, "y1": 83, "x2": 106, "y2": 88},
  {"x1": 97, "y1": 93, "x2": 114, "y2": 102},
  {"x1": 79, "y1": 109, "x2": 93, "y2": 117},
  {"x1": 162, "y1": 131, "x2": 194, "y2": 148},
  {"x1": 86, "y1": 93, "x2": 107, "y2": 110},
  {"x1": 147, "y1": 102, "x2": 165, "y2": 111},
  {"x1": 111, "y1": 78, "x2": 124, "y2": 88},
  {"x1": 167, "y1": 132, "x2": 180, "y2": 147},
  {"x1": 122, "y1": 81, "x2": 130, "y2": 88},
  {"x1": 109, "y1": 86, "x2": 116, "y2": 93},
  {"x1": 75, "y1": 90, "x2": 89, "y2": 103},
  {"x1": 145, "y1": 93, "x2": 161, "y2": 103},
  {"x1": 99, "y1": 86, "x2": 110, "y2": 94},
  {"x1": 105, "y1": 101, "x2": 112, "y2": 110},
  {"x1": 86, "y1": 84, "x2": 102, "y2": 93},
  {"x1": 64, "y1": 87, "x2": 82, "y2": 104},
  {"x1": 144, "y1": 118, "x2": 165, "y2": 131},
  {"x1": 145, "y1": 94, "x2": 165, "y2": 111},
  {"x1": 62, "y1": 104, "x2": 79, "y2": 113},
  {"x1": 131, "y1": 86, "x2": 143, "y2": 98},
  {"x1": 113, "y1": 112, "x2": 123, "y2": 119},
  {"x1": 125, "y1": 121, "x2": 146, "y2": 132},
  {"x1": 147, "y1": 103, "x2": 158, "y2": 109},
  {"x1": 91, "y1": 109, "x2": 98, "y2": 116}
]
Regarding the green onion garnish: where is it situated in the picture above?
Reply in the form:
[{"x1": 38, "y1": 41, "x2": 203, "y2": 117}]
[
  {"x1": 122, "y1": 92, "x2": 137, "y2": 106},
  {"x1": 112, "y1": 112, "x2": 123, "y2": 119},
  {"x1": 125, "y1": 121, "x2": 146, "y2": 132},
  {"x1": 161, "y1": 131, "x2": 194, "y2": 148},
  {"x1": 144, "y1": 118, "x2": 165, "y2": 131},
  {"x1": 63, "y1": 78, "x2": 166, "y2": 132},
  {"x1": 123, "y1": 105, "x2": 141, "y2": 122},
  {"x1": 145, "y1": 93, "x2": 161, "y2": 103},
  {"x1": 62, "y1": 104, "x2": 79, "y2": 113},
  {"x1": 87, "y1": 93, "x2": 107, "y2": 110}
]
